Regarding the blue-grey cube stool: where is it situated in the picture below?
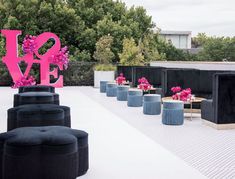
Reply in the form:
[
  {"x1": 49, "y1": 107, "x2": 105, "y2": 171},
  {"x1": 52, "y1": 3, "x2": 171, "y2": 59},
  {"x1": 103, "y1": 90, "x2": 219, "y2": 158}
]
[
  {"x1": 117, "y1": 85, "x2": 130, "y2": 101},
  {"x1": 127, "y1": 89, "x2": 143, "y2": 107},
  {"x1": 162, "y1": 101, "x2": 184, "y2": 125},
  {"x1": 106, "y1": 83, "x2": 117, "y2": 97},
  {"x1": 100, "y1": 81, "x2": 108, "y2": 93},
  {"x1": 143, "y1": 94, "x2": 161, "y2": 115}
]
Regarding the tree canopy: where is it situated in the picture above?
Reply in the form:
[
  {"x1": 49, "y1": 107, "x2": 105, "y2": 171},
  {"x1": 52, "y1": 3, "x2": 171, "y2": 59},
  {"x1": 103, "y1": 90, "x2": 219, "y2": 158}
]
[
  {"x1": 193, "y1": 33, "x2": 235, "y2": 61},
  {"x1": 0, "y1": 0, "x2": 154, "y2": 62}
]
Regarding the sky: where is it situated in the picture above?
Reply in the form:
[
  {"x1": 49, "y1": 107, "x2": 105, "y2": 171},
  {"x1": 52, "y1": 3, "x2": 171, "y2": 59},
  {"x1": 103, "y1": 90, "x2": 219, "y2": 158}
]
[{"x1": 121, "y1": 0, "x2": 235, "y2": 37}]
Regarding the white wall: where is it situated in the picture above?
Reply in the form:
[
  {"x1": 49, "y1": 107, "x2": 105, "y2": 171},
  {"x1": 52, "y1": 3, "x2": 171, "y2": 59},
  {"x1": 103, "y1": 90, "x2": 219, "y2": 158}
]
[{"x1": 160, "y1": 34, "x2": 191, "y2": 49}]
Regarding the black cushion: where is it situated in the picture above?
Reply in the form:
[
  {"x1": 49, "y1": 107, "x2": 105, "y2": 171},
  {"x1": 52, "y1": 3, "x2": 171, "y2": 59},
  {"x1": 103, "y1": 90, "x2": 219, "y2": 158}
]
[
  {"x1": 19, "y1": 85, "x2": 55, "y2": 93},
  {"x1": 8, "y1": 104, "x2": 71, "y2": 131},
  {"x1": 17, "y1": 107, "x2": 64, "y2": 128},
  {"x1": 201, "y1": 99, "x2": 214, "y2": 122},
  {"x1": 14, "y1": 92, "x2": 59, "y2": 107},
  {"x1": 0, "y1": 126, "x2": 89, "y2": 179}
]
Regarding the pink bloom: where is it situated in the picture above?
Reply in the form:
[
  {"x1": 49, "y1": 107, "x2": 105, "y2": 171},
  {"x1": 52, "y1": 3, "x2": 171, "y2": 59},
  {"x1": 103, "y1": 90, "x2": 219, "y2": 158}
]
[
  {"x1": 12, "y1": 75, "x2": 36, "y2": 88},
  {"x1": 138, "y1": 77, "x2": 152, "y2": 91},
  {"x1": 49, "y1": 46, "x2": 69, "y2": 69},
  {"x1": 171, "y1": 86, "x2": 181, "y2": 93},
  {"x1": 22, "y1": 35, "x2": 37, "y2": 54},
  {"x1": 171, "y1": 86, "x2": 192, "y2": 101},
  {"x1": 116, "y1": 73, "x2": 126, "y2": 85}
]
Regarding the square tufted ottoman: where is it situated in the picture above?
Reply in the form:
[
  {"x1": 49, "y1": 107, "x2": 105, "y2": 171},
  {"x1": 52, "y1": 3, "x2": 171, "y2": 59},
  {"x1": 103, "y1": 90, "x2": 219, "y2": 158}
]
[
  {"x1": 0, "y1": 126, "x2": 89, "y2": 179},
  {"x1": 7, "y1": 104, "x2": 71, "y2": 131},
  {"x1": 19, "y1": 85, "x2": 55, "y2": 93},
  {"x1": 14, "y1": 92, "x2": 60, "y2": 107}
]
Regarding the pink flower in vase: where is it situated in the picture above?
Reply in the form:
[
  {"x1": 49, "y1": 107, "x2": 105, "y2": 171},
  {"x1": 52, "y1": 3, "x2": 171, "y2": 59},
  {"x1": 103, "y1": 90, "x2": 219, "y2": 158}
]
[
  {"x1": 116, "y1": 73, "x2": 126, "y2": 85},
  {"x1": 171, "y1": 86, "x2": 192, "y2": 102},
  {"x1": 138, "y1": 77, "x2": 152, "y2": 91}
]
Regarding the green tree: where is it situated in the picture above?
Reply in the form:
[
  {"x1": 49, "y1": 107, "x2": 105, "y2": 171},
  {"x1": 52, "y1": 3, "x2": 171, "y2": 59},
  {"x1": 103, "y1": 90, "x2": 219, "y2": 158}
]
[
  {"x1": 154, "y1": 35, "x2": 187, "y2": 61},
  {"x1": 119, "y1": 37, "x2": 144, "y2": 65},
  {"x1": 140, "y1": 33, "x2": 165, "y2": 62},
  {"x1": 93, "y1": 35, "x2": 115, "y2": 64},
  {"x1": 196, "y1": 35, "x2": 235, "y2": 61}
]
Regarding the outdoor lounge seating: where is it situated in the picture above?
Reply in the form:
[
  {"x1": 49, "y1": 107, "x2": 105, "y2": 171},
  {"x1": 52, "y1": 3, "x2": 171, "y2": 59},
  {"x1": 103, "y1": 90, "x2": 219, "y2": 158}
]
[
  {"x1": 162, "y1": 101, "x2": 184, "y2": 125},
  {"x1": 106, "y1": 82, "x2": 117, "y2": 97},
  {"x1": 117, "y1": 66, "x2": 166, "y2": 87},
  {"x1": 127, "y1": 89, "x2": 143, "y2": 107},
  {"x1": 201, "y1": 73, "x2": 235, "y2": 126},
  {"x1": 7, "y1": 104, "x2": 71, "y2": 131},
  {"x1": 143, "y1": 94, "x2": 161, "y2": 115},
  {"x1": 0, "y1": 126, "x2": 89, "y2": 179},
  {"x1": 14, "y1": 92, "x2": 59, "y2": 107},
  {"x1": 117, "y1": 85, "x2": 130, "y2": 101}
]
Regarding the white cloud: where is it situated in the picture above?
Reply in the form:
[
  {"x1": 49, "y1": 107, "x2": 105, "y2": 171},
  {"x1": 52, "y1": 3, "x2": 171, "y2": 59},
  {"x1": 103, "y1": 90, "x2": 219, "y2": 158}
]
[{"x1": 121, "y1": 0, "x2": 235, "y2": 37}]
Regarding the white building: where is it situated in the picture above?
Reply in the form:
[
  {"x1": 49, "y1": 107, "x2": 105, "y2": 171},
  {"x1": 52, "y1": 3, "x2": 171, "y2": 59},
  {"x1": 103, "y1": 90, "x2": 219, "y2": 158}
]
[{"x1": 159, "y1": 30, "x2": 192, "y2": 49}]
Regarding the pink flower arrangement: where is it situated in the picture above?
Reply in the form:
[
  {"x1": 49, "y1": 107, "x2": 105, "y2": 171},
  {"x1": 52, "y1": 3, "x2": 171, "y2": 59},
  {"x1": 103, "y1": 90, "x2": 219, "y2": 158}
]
[
  {"x1": 138, "y1": 77, "x2": 152, "y2": 91},
  {"x1": 22, "y1": 35, "x2": 37, "y2": 54},
  {"x1": 171, "y1": 86, "x2": 181, "y2": 93},
  {"x1": 12, "y1": 75, "x2": 36, "y2": 88},
  {"x1": 49, "y1": 46, "x2": 69, "y2": 69},
  {"x1": 116, "y1": 73, "x2": 126, "y2": 85},
  {"x1": 171, "y1": 86, "x2": 192, "y2": 102}
]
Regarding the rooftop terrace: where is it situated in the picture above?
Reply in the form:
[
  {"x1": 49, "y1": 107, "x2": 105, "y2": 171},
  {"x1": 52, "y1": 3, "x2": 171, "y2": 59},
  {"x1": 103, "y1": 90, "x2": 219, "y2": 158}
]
[{"x1": 1, "y1": 86, "x2": 234, "y2": 179}]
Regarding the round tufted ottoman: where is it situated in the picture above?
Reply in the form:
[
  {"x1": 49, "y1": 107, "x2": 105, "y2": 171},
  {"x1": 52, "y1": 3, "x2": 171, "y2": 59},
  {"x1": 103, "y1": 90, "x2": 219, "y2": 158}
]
[
  {"x1": 162, "y1": 100, "x2": 184, "y2": 125},
  {"x1": 100, "y1": 81, "x2": 108, "y2": 93},
  {"x1": 19, "y1": 85, "x2": 55, "y2": 93},
  {"x1": 143, "y1": 94, "x2": 161, "y2": 115},
  {"x1": 127, "y1": 89, "x2": 143, "y2": 107},
  {"x1": 7, "y1": 104, "x2": 71, "y2": 131},
  {"x1": 106, "y1": 83, "x2": 117, "y2": 97},
  {"x1": 0, "y1": 126, "x2": 89, "y2": 179},
  {"x1": 117, "y1": 85, "x2": 130, "y2": 101},
  {"x1": 14, "y1": 92, "x2": 59, "y2": 107}
]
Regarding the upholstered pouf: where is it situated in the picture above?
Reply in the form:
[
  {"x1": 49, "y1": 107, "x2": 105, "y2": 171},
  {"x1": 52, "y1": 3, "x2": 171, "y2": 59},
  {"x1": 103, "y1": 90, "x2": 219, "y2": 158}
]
[
  {"x1": 100, "y1": 81, "x2": 108, "y2": 93},
  {"x1": 14, "y1": 92, "x2": 59, "y2": 107},
  {"x1": 162, "y1": 101, "x2": 184, "y2": 125},
  {"x1": 19, "y1": 85, "x2": 55, "y2": 93},
  {"x1": 127, "y1": 89, "x2": 143, "y2": 107},
  {"x1": 117, "y1": 85, "x2": 130, "y2": 101},
  {"x1": 143, "y1": 94, "x2": 161, "y2": 115},
  {"x1": 106, "y1": 83, "x2": 117, "y2": 97},
  {"x1": 0, "y1": 126, "x2": 89, "y2": 179},
  {"x1": 7, "y1": 104, "x2": 71, "y2": 131}
]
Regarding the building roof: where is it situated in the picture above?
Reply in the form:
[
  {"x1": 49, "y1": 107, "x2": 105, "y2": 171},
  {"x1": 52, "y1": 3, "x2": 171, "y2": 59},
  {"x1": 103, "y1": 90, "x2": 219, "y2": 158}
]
[{"x1": 159, "y1": 30, "x2": 192, "y2": 35}]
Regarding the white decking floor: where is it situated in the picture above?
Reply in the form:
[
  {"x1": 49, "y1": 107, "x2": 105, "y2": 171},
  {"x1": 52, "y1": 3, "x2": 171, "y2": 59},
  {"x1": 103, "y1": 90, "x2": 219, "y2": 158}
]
[{"x1": 0, "y1": 87, "x2": 234, "y2": 179}]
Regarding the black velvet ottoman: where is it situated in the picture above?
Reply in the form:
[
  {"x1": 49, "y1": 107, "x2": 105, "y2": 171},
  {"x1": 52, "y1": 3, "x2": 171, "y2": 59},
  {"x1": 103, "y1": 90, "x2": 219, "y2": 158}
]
[
  {"x1": 7, "y1": 104, "x2": 71, "y2": 131},
  {"x1": 19, "y1": 85, "x2": 55, "y2": 93},
  {"x1": 14, "y1": 92, "x2": 60, "y2": 107},
  {"x1": 0, "y1": 126, "x2": 89, "y2": 179}
]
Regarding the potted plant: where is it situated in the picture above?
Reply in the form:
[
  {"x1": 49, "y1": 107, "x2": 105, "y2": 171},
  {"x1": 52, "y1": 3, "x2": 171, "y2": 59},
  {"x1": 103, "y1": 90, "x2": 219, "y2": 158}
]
[{"x1": 93, "y1": 35, "x2": 116, "y2": 88}]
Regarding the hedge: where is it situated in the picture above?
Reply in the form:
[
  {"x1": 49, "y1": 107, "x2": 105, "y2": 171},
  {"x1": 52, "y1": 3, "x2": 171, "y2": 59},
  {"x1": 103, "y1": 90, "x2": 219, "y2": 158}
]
[{"x1": 0, "y1": 61, "x2": 97, "y2": 86}]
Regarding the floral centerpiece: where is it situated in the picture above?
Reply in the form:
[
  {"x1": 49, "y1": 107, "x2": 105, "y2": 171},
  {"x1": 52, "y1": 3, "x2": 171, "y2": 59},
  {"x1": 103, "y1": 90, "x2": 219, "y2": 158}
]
[
  {"x1": 116, "y1": 73, "x2": 126, "y2": 85},
  {"x1": 12, "y1": 75, "x2": 36, "y2": 88},
  {"x1": 171, "y1": 86, "x2": 192, "y2": 102},
  {"x1": 138, "y1": 77, "x2": 152, "y2": 91}
]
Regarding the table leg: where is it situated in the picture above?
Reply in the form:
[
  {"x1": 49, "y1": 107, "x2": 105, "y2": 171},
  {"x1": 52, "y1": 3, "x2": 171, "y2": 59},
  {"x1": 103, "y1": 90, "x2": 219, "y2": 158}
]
[{"x1": 190, "y1": 101, "x2": 193, "y2": 121}]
